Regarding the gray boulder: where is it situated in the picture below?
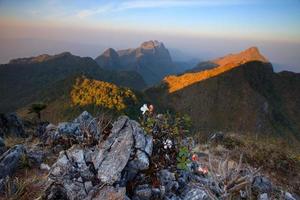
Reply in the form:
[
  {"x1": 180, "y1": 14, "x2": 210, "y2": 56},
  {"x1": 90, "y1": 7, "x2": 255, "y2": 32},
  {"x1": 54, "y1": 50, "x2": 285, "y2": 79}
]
[
  {"x1": 258, "y1": 193, "x2": 269, "y2": 200},
  {"x1": 252, "y1": 176, "x2": 272, "y2": 193},
  {"x1": 43, "y1": 111, "x2": 101, "y2": 147},
  {"x1": 73, "y1": 111, "x2": 100, "y2": 140},
  {"x1": 182, "y1": 187, "x2": 208, "y2": 200},
  {"x1": 45, "y1": 115, "x2": 153, "y2": 200},
  {"x1": 95, "y1": 116, "x2": 134, "y2": 184},
  {"x1": 48, "y1": 145, "x2": 94, "y2": 199},
  {"x1": 0, "y1": 145, "x2": 25, "y2": 179},
  {"x1": 132, "y1": 184, "x2": 152, "y2": 200},
  {"x1": 127, "y1": 120, "x2": 153, "y2": 171},
  {"x1": 158, "y1": 169, "x2": 179, "y2": 193},
  {"x1": 0, "y1": 113, "x2": 26, "y2": 138},
  {"x1": 285, "y1": 192, "x2": 298, "y2": 200}
]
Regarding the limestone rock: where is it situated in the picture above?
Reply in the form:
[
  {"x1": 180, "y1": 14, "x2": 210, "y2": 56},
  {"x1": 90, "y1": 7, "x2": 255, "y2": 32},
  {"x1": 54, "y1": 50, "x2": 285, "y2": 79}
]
[
  {"x1": 0, "y1": 145, "x2": 25, "y2": 179},
  {"x1": 0, "y1": 113, "x2": 26, "y2": 138},
  {"x1": 182, "y1": 187, "x2": 208, "y2": 200},
  {"x1": 252, "y1": 176, "x2": 272, "y2": 193}
]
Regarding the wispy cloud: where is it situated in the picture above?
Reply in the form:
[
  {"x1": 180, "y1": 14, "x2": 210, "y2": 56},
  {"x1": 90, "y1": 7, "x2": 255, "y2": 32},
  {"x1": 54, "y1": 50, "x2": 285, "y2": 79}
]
[{"x1": 76, "y1": 0, "x2": 250, "y2": 18}]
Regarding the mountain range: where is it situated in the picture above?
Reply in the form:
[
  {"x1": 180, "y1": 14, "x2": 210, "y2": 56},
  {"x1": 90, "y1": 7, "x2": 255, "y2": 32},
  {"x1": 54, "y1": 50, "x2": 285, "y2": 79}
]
[
  {"x1": 0, "y1": 42, "x2": 299, "y2": 140},
  {"x1": 95, "y1": 40, "x2": 177, "y2": 85}
]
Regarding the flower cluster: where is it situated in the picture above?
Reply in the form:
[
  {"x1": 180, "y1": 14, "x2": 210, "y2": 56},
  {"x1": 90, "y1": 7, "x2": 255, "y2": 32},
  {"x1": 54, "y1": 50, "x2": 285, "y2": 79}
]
[
  {"x1": 140, "y1": 104, "x2": 154, "y2": 115},
  {"x1": 163, "y1": 139, "x2": 173, "y2": 149}
]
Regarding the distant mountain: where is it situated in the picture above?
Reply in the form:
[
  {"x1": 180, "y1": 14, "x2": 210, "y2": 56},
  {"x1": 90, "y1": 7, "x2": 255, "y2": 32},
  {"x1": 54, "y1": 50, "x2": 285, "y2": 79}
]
[
  {"x1": 187, "y1": 47, "x2": 268, "y2": 73},
  {"x1": 95, "y1": 40, "x2": 176, "y2": 85},
  {"x1": 146, "y1": 47, "x2": 300, "y2": 140},
  {"x1": 0, "y1": 52, "x2": 146, "y2": 113}
]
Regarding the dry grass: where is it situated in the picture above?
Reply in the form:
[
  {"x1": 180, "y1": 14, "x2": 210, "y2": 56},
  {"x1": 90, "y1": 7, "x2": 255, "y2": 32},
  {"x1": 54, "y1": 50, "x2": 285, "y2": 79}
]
[
  {"x1": 205, "y1": 133, "x2": 300, "y2": 195},
  {"x1": 3, "y1": 136, "x2": 26, "y2": 149},
  {"x1": 0, "y1": 168, "x2": 48, "y2": 200}
]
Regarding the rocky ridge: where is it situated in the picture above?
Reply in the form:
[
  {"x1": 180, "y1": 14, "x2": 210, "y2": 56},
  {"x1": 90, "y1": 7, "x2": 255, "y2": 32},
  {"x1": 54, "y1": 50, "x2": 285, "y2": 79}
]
[
  {"x1": 95, "y1": 40, "x2": 175, "y2": 85},
  {"x1": 0, "y1": 112, "x2": 298, "y2": 200}
]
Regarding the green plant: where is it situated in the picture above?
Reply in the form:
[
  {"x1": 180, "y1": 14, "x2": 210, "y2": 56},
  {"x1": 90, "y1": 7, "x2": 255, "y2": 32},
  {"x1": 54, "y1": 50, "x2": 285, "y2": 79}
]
[
  {"x1": 176, "y1": 146, "x2": 191, "y2": 170},
  {"x1": 140, "y1": 112, "x2": 192, "y2": 138}
]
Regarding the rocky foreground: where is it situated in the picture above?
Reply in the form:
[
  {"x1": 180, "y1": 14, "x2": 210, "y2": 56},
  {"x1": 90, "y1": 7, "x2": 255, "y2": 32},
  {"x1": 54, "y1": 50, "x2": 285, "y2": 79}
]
[{"x1": 0, "y1": 112, "x2": 299, "y2": 200}]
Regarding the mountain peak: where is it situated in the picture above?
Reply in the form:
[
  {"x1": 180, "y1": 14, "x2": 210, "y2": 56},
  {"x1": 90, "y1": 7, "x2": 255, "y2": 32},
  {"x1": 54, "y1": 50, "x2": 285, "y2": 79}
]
[
  {"x1": 102, "y1": 48, "x2": 118, "y2": 57},
  {"x1": 164, "y1": 47, "x2": 270, "y2": 92},
  {"x1": 8, "y1": 52, "x2": 74, "y2": 64},
  {"x1": 240, "y1": 46, "x2": 267, "y2": 61},
  {"x1": 140, "y1": 40, "x2": 164, "y2": 49},
  {"x1": 214, "y1": 46, "x2": 268, "y2": 66}
]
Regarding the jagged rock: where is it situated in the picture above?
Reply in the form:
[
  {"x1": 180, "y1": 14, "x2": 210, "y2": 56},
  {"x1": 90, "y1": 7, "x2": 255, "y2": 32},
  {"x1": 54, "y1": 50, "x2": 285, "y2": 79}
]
[
  {"x1": 45, "y1": 115, "x2": 153, "y2": 200},
  {"x1": 158, "y1": 169, "x2": 179, "y2": 193},
  {"x1": 181, "y1": 187, "x2": 208, "y2": 200},
  {"x1": 25, "y1": 143, "x2": 46, "y2": 165},
  {"x1": 40, "y1": 163, "x2": 51, "y2": 171},
  {"x1": 73, "y1": 111, "x2": 101, "y2": 140},
  {"x1": 57, "y1": 122, "x2": 81, "y2": 137},
  {"x1": 42, "y1": 124, "x2": 57, "y2": 144},
  {"x1": 252, "y1": 176, "x2": 272, "y2": 193},
  {"x1": 132, "y1": 184, "x2": 152, "y2": 200},
  {"x1": 0, "y1": 113, "x2": 26, "y2": 138},
  {"x1": 43, "y1": 111, "x2": 101, "y2": 147},
  {"x1": 0, "y1": 145, "x2": 25, "y2": 179},
  {"x1": 259, "y1": 193, "x2": 269, "y2": 200},
  {"x1": 48, "y1": 145, "x2": 94, "y2": 199},
  {"x1": 91, "y1": 116, "x2": 134, "y2": 184},
  {"x1": 27, "y1": 149, "x2": 44, "y2": 165},
  {"x1": 285, "y1": 192, "x2": 297, "y2": 200},
  {"x1": 127, "y1": 120, "x2": 153, "y2": 171}
]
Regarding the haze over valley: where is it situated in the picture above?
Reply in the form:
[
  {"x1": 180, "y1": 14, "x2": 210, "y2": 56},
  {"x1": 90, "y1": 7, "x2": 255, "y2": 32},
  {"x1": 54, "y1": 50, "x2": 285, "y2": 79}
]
[{"x1": 0, "y1": 1, "x2": 300, "y2": 199}]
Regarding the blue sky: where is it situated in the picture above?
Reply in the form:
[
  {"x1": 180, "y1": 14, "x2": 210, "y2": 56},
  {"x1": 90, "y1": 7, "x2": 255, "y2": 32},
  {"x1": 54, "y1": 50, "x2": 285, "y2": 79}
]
[
  {"x1": 0, "y1": 0, "x2": 300, "y2": 71},
  {"x1": 1, "y1": 0, "x2": 299, "y2": 41}
]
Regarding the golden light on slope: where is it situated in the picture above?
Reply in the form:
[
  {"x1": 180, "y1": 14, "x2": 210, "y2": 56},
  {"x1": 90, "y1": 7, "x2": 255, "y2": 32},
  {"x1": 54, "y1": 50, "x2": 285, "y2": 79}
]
[
  {"x1": 70, "y1": 77, "x2": 137, "y2": 110},
  {"x1": 164, "y1": 47, "x2": 268, "y2": 93}
]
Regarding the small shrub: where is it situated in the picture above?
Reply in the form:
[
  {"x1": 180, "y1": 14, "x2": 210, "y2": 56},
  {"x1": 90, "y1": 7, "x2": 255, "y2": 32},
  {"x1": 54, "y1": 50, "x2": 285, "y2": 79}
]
[{"x1": 176, "y1": 146, "x2": 191, "y2": 170}]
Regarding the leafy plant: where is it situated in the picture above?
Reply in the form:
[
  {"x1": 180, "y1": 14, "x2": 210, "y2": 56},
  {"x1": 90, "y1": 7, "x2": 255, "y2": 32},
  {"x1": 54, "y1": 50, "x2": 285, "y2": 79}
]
[{"x1": 176, "y1": 146, "x2": 191, "y2": 170}]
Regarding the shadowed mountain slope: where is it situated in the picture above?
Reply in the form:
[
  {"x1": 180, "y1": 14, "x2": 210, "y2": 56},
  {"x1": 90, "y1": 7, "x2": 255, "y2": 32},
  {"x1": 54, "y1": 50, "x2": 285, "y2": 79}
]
[
  {"x1": 0, "y1": 52, "x2": 146, "y2": 113},
  {"x1": 146, "y1": 48, "x2": 300, "y2": 140}
]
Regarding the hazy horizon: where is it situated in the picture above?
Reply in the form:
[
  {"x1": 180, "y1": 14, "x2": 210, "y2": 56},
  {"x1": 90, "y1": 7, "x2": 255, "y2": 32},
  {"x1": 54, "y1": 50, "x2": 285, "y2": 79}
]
[{"x1": 0, "y1": 0, "x2": 299, "y2": 72}]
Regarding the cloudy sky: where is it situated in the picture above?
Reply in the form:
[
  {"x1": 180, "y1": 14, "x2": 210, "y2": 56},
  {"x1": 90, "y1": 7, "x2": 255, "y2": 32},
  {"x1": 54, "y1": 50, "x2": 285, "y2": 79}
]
[{"x1": 0, "y1": 0, "x2": 299, "y2": 71}]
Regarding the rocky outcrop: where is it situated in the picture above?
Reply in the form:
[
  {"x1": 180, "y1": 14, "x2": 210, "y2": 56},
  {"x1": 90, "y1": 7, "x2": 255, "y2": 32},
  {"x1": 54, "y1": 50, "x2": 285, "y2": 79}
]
[
  {"x1": 0, "y1": 113, "x2": 26, "y2": 138},
  {"x1": 0, "y1": 145, "x2": 25, "y2": 179},
  {"x1": 42, "y1": 111, "x2": 101, "y2": 147},
  {"x1": 43, "y1": 114, "x2": 153, "y2": 200}
]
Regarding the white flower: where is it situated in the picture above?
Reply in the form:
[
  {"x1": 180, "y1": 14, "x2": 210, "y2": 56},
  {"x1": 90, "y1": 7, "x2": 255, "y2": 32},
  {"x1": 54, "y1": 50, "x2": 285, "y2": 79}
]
[
  {"x1": 140, "y1": 104, "x2": 149, "y2": 115},
  {"x1": 163, "y1": 139, "x2": 173, "y2": 149}
]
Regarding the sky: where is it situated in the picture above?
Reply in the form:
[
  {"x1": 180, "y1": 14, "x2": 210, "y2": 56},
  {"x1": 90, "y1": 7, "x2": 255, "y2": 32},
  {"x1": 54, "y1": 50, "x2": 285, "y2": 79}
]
[{"x1": 0, "y1": 0, "x2": 300, "y2": 72}]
